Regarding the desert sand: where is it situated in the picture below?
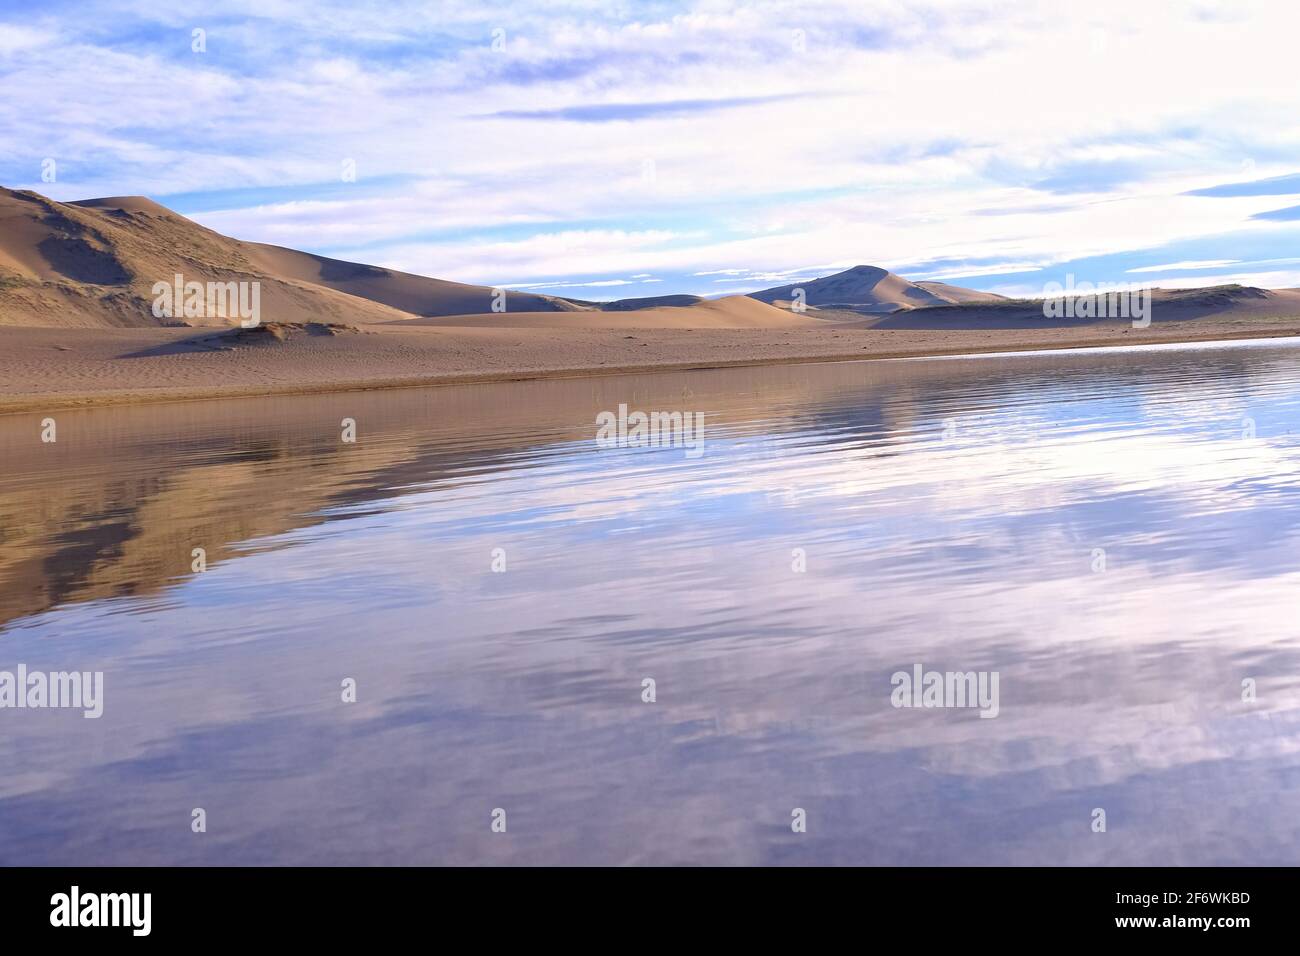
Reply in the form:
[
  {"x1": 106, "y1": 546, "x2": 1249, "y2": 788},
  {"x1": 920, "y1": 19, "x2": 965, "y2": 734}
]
[
  {"x1": 4, "y1": 185, "x2": 1300, "y2": 413},
  {"x1": 7, "y1": 317, "x2": 1300, "y2": 414}
]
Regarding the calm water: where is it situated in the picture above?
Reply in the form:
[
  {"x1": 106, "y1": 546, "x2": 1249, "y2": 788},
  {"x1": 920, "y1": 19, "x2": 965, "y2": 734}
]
[{"x1": 3, "y1": 339, "x2": 1300, "y2": 865}]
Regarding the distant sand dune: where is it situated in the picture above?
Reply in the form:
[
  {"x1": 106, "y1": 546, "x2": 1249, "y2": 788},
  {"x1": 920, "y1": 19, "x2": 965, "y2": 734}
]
[
  {"x1": 386, "y1": 295, "x2": 820, "y2": 329},
  {"x1": 749, "y1": 265, "x2": 1007, "y2": 313},
  {"x1": 863, "y1": 285, "x2": 1300, "y2": 330}
]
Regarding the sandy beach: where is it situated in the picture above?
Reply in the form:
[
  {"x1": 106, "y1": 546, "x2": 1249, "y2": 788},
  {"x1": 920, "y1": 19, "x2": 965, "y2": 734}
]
[{"x1": 4, "y1": 316, "x2": 1300, "y2": 414}]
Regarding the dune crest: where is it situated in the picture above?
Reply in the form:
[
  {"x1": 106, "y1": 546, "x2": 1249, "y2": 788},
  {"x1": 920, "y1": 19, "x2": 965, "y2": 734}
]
[{"x1": 748, "y1": 264, "x2": 1006, "y2": 313}]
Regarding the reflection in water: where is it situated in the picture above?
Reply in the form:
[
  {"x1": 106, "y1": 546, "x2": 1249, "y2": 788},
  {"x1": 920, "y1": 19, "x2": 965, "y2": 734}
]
[{"x1": 2, "y1": 339, "x2": 1300, "y2": 865}]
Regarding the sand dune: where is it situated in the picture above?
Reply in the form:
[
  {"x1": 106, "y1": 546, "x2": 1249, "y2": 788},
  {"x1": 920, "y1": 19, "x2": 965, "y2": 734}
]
[
  {"x1": 914, "y1": 280, "x2": 1009, "y2": 305},
  {"x1": 749, "y1": 264, "x2": 1002, "y2": 313},
  {"x1": 0, "y1": 187, "x2": 591, "y2": 329},
  {"x1": 68, "y1": 195, "x2": 178, "y2": 217},
  {"x1": 2, "y1": 187, "x2": 810, "y2": 329},
  {"x1": 386, "y1": 294, "x2": 820, "y2": 329},
  {"x1": 596, "y1": 293, "x2": 704, "y2": 311},
  {"x1": 239, "y1": 242, "x2": 584, "y2": 317},
  {"x1": 864, "y1": 285, "x2": 1300, "y2": 330},
  {"x1": 0, "y1": 187, "x2": 414, "y2": 328},
  {"x1": 4, "y1": 186, "x2": 1300, "y2": 411}
]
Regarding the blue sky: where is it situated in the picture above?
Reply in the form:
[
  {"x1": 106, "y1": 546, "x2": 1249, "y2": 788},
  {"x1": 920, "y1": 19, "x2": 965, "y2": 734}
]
[{"x1": 3, "y1": 0, "x2": 1300, "y2": 299}]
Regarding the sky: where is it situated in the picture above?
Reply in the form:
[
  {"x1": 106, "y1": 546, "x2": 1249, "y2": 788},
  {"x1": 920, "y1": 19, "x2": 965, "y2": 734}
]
[{"x1": 2, "y1": 0, "x2": 1300, "y2": 300}]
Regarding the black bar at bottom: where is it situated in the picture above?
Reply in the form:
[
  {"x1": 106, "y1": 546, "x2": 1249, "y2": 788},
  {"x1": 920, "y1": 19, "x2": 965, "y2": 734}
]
[{"x1": 0, "y1": 866, "x2": 1285, "y2": 942}]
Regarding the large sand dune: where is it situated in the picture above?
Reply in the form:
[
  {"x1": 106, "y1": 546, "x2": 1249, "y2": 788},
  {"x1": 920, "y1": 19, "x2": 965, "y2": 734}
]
[
  {"x1": 0, "y1": 188, "x2": 596, "y2": 329},
  {"x1": 749, "y1": 264, "x2": 1005, "y2": 313},
  {"x1": 0, "y1": 188, "x2": 414, "y2": 328}
]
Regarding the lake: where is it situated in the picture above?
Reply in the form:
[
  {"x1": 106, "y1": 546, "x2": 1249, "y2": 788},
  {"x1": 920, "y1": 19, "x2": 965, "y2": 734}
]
[{"x1": 2, "y1": 338, "x2": 1300, "y2": 865}]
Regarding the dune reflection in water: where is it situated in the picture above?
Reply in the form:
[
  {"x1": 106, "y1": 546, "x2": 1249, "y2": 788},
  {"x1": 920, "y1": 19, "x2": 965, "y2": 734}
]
[{"x1": 2, "y1": 338, "x2": 1299, "y2": 865}]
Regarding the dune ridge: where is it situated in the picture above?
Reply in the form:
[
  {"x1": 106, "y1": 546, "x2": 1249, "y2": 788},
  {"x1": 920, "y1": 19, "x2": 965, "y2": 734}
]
[{"x1": 748, "y1": 264, "x2": 1007, "y2": 313}]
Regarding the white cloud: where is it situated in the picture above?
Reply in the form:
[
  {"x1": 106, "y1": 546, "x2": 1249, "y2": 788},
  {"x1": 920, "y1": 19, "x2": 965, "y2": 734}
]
[
  {"x1": 1127, "y1": 260, "x2": 1240, "y2": 273},
  {"x1": 4, "y1": 0, "x2": 1300, "y2": 287},
  {"x1": 0, "y1": 24, "x2": 55, "y2": 53}
]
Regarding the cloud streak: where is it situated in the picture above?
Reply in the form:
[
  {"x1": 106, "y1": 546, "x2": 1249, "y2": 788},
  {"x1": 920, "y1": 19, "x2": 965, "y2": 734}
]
[{"x1": 476, "y1": 93, "x2": 817, "y2": 122}]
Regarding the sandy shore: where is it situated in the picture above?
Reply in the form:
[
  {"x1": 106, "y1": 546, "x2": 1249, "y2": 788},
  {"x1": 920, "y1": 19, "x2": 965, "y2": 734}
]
[{"x1": 3, "y1": 317, "x2": 1300, "y2": 414}]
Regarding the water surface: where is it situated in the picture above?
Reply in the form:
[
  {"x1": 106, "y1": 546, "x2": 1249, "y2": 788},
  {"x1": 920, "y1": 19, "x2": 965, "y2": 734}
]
[{"x1": 3, "y1": 339, "x2": 1300, "y2": 865}]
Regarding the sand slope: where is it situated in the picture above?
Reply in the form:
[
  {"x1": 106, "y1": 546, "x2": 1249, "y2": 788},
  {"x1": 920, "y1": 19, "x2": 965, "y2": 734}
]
[
  {"x1": 385, "y1": 294, "x2": 819, "y2": 329},
  {"x1": 0, "y1": 188, "x2": 591, "y2": 329},
  {"x1": 596, "y1": 293, "x2": 704, "y2": 311},
  {"x1": 0, "y1": 188, "x2": 415, "y2": 328},
  {"x1": 914, "y1": 280, "x2": 1009, "y2": 305},
  {"x1": 238, "y1": 241, "x2": 584, "y2": 317},
  {"x1": 3, "y1": 186, "x2": 812, "y2": 329},
  {"x1": 749, "y1": 265, "x2": 1002, "y2": 313},
  {"x1": 864, "y1": 285, "x2": 1300, "y2": 329}
]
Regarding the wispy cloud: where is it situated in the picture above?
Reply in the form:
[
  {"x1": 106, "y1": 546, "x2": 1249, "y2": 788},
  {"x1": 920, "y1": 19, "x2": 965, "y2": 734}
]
[
  {"x1": 477, "y1": 94, "x2": 817, "y2": 122},
  {"x1": 1253, "y1": 205, "x2": 1300, "y2": 222},
  {"x1": 1186, "y1": 173, "x2": 1300, "y2": 197},
  {"x1": 1127, "y1": 259, "x2": 1239, "y2": 273}
]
